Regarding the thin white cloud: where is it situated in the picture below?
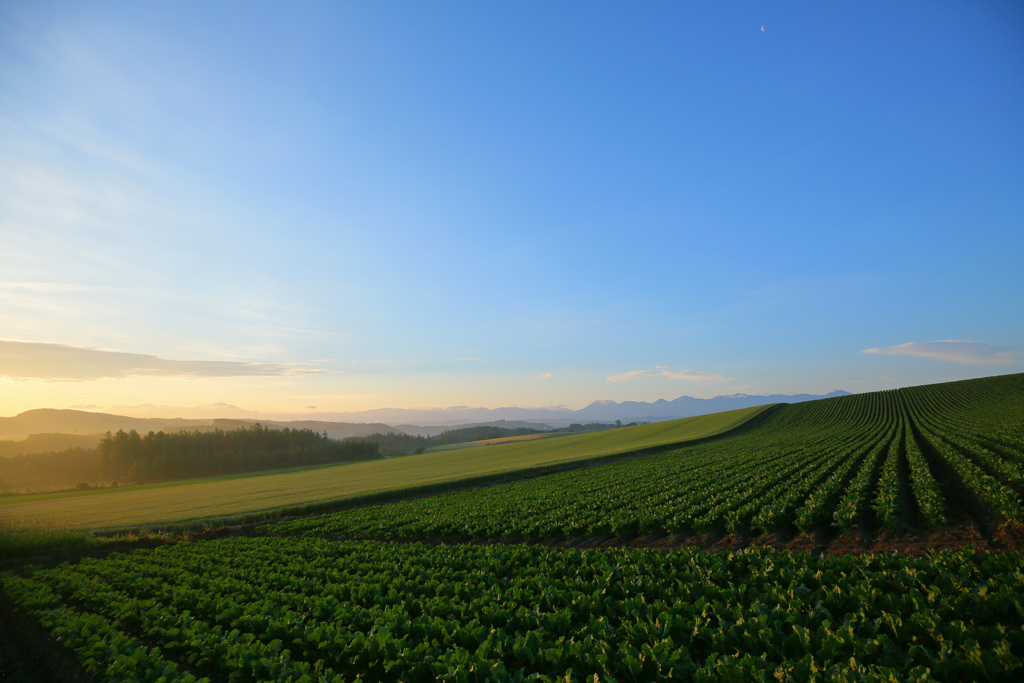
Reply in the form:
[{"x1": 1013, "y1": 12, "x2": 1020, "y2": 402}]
[
  {"x1": 606, "y1": 370, "x2": 657, "y2": 382},
  {"x1": 456, "y1": 357, "x2": 482, "y2": 361},
  {"x1": 532, "y1": 373, "x2": 552, "y2": 381},
  {"x1": 606, "y1": 368, "x2": 729, "y2": 382},
  {"x1": 862, "y1": 340, "x2": 1017, "y2": 366},
  {"x1": 0, "y1": 340, "x2": 331, "y2": 381},
  {"x1": 661, "y1": 370, "x2": 730, "y2": 382}
]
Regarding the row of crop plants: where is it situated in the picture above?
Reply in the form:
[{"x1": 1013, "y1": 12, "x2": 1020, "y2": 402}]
[
  {"x1": 271, "y1": 424, "x2": 876, "y2": 540},
  {"x1": 270, "y1": 375, "x2": 1024, "y2": 540},
  {"x1": 4, "y1": 537, "x2": 1022, "y2": 681}
]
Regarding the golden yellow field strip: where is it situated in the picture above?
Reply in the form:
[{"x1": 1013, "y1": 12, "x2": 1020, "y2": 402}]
[
  {"x1": 0, "y1": 405, "x2": 770, "y2": 534},
  {"x1": 425, "y1": 431, "x2": 561, "y2": 452}
]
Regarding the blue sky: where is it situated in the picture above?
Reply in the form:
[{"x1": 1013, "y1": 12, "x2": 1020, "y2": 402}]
[{"x1": 1, "y1": 1, "x2": 1021, "y2": 416}]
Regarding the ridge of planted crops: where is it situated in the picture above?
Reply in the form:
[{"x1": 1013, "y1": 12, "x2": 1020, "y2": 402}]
[
  {"x1": 273, "y1": 372, "x2": 1024, "y2": 542},
  {"x1": 0, "y1": 404, "x2": 772, "y2": 534}
]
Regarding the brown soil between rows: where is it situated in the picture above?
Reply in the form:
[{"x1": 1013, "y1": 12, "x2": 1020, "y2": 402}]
[
  {"x1": 0, "y1": 584, "x2": 92, "y2": 683},
  {"x1": 289, "y1": 520, "x2": 1024, "y2": 557},
  {"x1": 6, "y1": 521, "x2": 1021, "y2": 575}
]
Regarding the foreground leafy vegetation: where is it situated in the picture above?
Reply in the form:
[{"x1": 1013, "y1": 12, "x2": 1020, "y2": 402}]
[
  {"x1": 5, "y1": 537, "x2": 1022, "y2": 681},
  {"x1": 274, "y1": 374, "x2": 1024, "y2": 540}
]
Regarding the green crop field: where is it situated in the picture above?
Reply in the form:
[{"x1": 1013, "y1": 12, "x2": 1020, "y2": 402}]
[
  {"x1": 275, "y1": 373, "x2": 1024, "y2": 541},
  {"x1": 5, "y1": 538, "x2": 1022, "y2": 681},
  {"x1": 5, "y1": 375, "x2": 1024, "y2": 681},
  {"x1": 0, "y1": 404, "x2": 767, "y2": 534}
]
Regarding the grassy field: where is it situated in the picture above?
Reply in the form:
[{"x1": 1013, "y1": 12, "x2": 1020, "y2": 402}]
[{"x1": 0, "y1": 404, "x2": 768, "y2": 534}]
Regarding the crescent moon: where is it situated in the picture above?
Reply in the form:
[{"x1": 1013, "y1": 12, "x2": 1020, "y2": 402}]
[{"x1": 761, "y1": 26, "x2": 765, "y2": 31}]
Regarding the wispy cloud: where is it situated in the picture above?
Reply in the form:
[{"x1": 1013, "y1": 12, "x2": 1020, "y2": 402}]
[
  {"x1": 661, "y1": 369, "x2": 731, "y2": 382},
  {"x1": 606, "y1": 370, "x2": 657, "y2": 382},
  {"x1": 0, "y1": 340, "x2": 331, "y2": 381},
  {"x1": 456, "y1": 357, "x2": 482, "y2": 361},
  {"x1": 606, "y1": 368, "x2": 730, "y2": 382},
  {"x1": 862, "y1": 340, "x2": 1017, "y2": 366},
  {"x1": 532, "y1": 373, "x2": 552, "y2": 381}
]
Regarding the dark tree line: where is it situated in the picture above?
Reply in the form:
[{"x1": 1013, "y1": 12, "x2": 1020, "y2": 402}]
[
  {"x1": 0, "y1": 424, "x2": 379, "y2": 492},
  {"x1": 0, "y1": 422, "x2": 622, "y2": 493},
  {"x1": 0, "y1": 448, "x2": 102, "y2": 493},
  {"x1": 98, "y1": 424, "x2": 380, "y2": 482}
]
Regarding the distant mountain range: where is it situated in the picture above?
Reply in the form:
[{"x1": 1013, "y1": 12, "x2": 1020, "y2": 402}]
[
  {"x1": 333, "y1": 391, "x2": 852, "y2": 425},
  {"x1": 572, "y1": 391, "x2": 853, "y2": 423},
  {"x1": 0, "y1": 409, "x2": 400, "y2": 443},
  {"x1": 0, "y1": 409, "x2": 212, "y2": 441},
  {"x1": 0, "y1": 391, "x2": 852, "y2": 441}
]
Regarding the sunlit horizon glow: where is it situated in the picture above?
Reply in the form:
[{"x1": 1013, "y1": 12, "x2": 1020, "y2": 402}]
[{"x1": 1, "y1": 2, "x2": 1021, "y2": 420}]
